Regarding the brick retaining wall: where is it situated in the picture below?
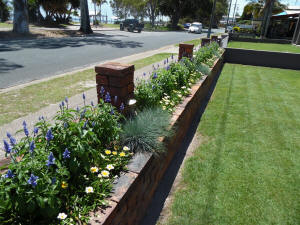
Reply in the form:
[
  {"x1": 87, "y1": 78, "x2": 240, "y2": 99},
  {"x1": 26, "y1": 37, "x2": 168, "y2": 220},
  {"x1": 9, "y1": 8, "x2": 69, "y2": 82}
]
[{"x1": 88, "y1": 53, "x2": 225, "y2": 225}]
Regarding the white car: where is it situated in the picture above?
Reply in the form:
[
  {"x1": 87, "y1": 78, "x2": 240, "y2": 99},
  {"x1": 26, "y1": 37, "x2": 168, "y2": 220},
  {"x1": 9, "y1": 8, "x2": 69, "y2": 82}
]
[{"x1": 188, "y1": 22, "x2": 202, "y2": 34}]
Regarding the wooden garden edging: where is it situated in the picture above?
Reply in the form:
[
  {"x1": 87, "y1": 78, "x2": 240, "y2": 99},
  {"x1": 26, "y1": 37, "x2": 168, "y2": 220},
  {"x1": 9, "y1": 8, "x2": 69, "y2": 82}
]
[{"x1": 88, "y1": 52, "x2": 225, "y2": 225}]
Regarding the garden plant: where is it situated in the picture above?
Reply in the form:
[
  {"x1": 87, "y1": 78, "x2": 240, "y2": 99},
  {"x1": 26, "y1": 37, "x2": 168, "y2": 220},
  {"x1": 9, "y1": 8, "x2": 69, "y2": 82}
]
[{"x1": 0, "y1": 42, "x2": 223, "y2": 224}]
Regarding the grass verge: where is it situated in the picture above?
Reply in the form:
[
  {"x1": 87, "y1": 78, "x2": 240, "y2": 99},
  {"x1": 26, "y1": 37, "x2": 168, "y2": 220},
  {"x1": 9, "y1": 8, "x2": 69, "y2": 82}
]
[
  {"x1": 164, "y1": 64, "x2": 300, "y2": 225},
  {"x1": 0, "y1": 53, "x2": 173, "y2": 126},
  {"x1": 0, "y1": 22, "x2": 12, "y2": 28},
  {"x1": 228, "y1": 41, "x2": 300, "y2": 53}
]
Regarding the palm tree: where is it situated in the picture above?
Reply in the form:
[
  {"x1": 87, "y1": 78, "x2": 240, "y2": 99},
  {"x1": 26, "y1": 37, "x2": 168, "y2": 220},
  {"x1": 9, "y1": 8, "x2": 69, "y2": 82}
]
[{"x1": 92, "y1": 0, "x2": 107, "y2": 24}]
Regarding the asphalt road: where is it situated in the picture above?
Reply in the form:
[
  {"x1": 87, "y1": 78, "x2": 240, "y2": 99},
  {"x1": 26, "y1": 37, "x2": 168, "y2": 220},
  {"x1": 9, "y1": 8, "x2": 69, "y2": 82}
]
[{"x1": 0, "y1": 29, "x2": 222, "y2": 89}]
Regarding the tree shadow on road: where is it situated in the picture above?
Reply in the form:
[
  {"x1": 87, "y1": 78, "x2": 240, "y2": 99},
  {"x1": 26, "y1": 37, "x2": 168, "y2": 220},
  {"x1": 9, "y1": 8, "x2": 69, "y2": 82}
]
[
  {"x1": 0, "y1": 59, "x2": 23, "y2": 73},
  {"x1": 0, "y1": 32, "x2": 143, "y2": 52}
]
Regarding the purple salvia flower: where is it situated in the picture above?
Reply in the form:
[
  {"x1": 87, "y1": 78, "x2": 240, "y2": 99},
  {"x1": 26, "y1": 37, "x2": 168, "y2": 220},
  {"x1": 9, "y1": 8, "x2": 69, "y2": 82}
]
[
  {"x1": 3, "y1": 140, "x2": 11, "y2": 154},
  {"x1": 157, "y1": 64, "x2": 160, "y2": 68},
  {"x1": 64, "y1": 122, "x2": 68, "y2": 128},
  {"x1": 83, "y1": 121, "x2": 88, "y2": 129},
  {"x1": 91, "y1": 101, "x2": 94, "y2": 107},
  {"x1": 120, "y1": 103, "x2": 125, "y2": 111},
  {"x1": 143, "y1": 72, "x2": 146, "y2": 76},
  {"x1": 33, "y1": 127, "x2": 39, "y2": 135},
  {"x1": 63, "y1": 148, "x2": 70, "y2": 159},
  {"x1": 92, "y1": 121, "x2": 95, "y2": 127},
  {"x1": 46, "y1": 129, "x2": 54, "y2": 142},
  {"x1": 76, "y1": 106, "x2": 80, "y2": 112},
  {"x1": 27, "y1": 174, "x2": 38, "y2": 187},
  {"x1": 23, "y1": 121, "x2": 29, "y2": 137},
  {"x1": 59, "y1": 103, "x2": 62, "y2": 111},
  {"x1": 82, "y1": 93, "x2": 86, "y2": 100},
  {"x1": 105, "y1": 92, "x2": 111, "y2": 103},
  {"x1": 100, "y1": 86, "x2": 105, "y2": 96},
  {"x1": 153, "y1": 73, "x2": 158, "y2": 79},
  {"x1": 171, "y1": 54, "x2": 174, "y2": 60},
  {"x1": 61, "y1": 101, "x2": 65, "y2": 107},
  {"x1": 5, "y1": 169, "x2": 14, "y2": 179},
  {"x1": 7, "y1": 133, "x2": 17, "y2": 146},
  {"x1": 65, "y1": 97, "x2": 68, "y2": 104},
  {"x1": 46, "y1": 152, "x2": 55, "y2": 167},
  {"x1": 29, "y1": 141, "x2": 35, "y2": 154}
]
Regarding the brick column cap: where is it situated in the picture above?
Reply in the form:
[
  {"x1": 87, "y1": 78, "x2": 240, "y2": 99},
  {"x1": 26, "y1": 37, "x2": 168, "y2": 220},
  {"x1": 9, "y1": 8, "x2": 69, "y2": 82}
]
[
  {"x1": 95, "y1": 62, "x2": 135, "y2": 77},
  {"x1": 179, "y1": 43, "x2": 194, "y2": 48}
]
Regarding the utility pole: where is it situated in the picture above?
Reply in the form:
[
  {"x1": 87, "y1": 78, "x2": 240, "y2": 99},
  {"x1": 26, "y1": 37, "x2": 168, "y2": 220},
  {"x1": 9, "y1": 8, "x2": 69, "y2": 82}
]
[
  {"x1": 226, "y1": 0, "x2": 233, "y2": 32},
  {"x1": 207, "y1": 0, "x2": 218, "y2": 38},
  {"x1": 232, "y1": 0, "x2": 238, "y2": 25}
]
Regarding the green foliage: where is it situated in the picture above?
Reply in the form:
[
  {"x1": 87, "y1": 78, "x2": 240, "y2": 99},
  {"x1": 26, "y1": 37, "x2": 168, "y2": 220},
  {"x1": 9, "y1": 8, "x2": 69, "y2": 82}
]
[
  {"x1": 135, "y1": 43, "x2": 223, "y2": 111},
  {"x1": 121, "y1": 107, "x2": 172, "y2": 154},
  {"x1": 0, "y1": 0, "x2": 10, "y2": 22},
  {"x1": 0, "y1": 99, "x2": 131, "y2": 224}
]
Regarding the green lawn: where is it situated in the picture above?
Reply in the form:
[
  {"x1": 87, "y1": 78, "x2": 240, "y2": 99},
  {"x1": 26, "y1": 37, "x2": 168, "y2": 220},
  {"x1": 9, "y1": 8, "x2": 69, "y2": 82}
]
[
  {"x1": 165, "y1": 64, "x2": 300, "y2": 225},
  {"x1": 0, "y1": 53, "x2": 173, "y2": 126},
  {"x1": 228, "y1": 41, "x2": 300, "y2": 53},
  {"x1": 0, "y1": 22, "x2": 12, "y2": 28}
]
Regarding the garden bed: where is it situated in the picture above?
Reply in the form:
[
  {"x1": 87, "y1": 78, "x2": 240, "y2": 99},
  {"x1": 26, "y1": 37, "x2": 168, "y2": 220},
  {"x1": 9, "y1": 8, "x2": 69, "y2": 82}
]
[{"x1": 88, "y1": 53, "x2": 225, "y2": 225}]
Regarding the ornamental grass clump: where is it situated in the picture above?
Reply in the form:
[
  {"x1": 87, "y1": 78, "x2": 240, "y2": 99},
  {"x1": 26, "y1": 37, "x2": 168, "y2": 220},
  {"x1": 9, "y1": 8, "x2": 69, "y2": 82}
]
[
  {"x1": 121, "y1": 107, "x2": 173, "y2": 155},
  {"x1": 0, "y1": 97, "x2": 131, "y2": 224}
]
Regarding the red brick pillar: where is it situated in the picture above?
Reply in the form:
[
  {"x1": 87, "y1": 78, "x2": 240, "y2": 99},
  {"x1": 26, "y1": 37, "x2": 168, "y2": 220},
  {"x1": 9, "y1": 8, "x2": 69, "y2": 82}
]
[
  {"x1": 95, "y1": 62, "x2": 135, "y2": 111},
  {"x1": 178, "y1": 43, "x2": 194, "y2": 61},
  {"x1": 211, "y1": 35, "x2": 218, "y2": 42},
  {"x1": 201, "y1": 38, "x2": 211, "y2": 47}
]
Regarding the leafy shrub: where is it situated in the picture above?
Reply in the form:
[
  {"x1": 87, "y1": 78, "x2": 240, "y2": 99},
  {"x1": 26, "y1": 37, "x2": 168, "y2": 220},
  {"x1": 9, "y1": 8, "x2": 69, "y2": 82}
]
[
  {"x1": 0, "y1": 98, "x2": 131, "y2": 224},
  {"x1": 121, "y1": 107, "x2": 172, "y2": 155},
  {"x1": 135, "y1": 43, "x2": 223, "y2": 111}
]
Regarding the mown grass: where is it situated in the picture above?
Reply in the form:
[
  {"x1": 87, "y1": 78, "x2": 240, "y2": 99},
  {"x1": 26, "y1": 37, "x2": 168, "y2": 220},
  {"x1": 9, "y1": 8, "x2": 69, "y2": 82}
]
[
  {"x1": 100, "y1": 23, "x2": 120, "y2": 28},
  {"x1": 0, "y1": 22, "x2": 12, "y2": 28},
  {"x1": 228, "y1": 41, "x2": 300, "y2": 53},
  {"x1": 0, "y1": 53, "x2": 173, "y2": 126},
  {"x1": 165, "y1": 64, "x2": 300, "y2": 225}
]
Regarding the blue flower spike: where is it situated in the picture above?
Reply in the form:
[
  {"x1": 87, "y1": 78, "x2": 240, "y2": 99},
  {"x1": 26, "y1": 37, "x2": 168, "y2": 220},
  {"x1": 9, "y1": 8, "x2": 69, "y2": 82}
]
[
  {"x1": 120, "y1": 103, "x2": 125, "y2": 111},
  {"x1": 153, "y1": 73, "x2": 158, "y2": 79},
  {"x1": 63, "y1": 148, "x2": 70, "y2": 159},
  {"x1": 27, "y1": 174, "x2": 38, "y2": 187},
  {"x1": 33, "y1": 127, "x2": 39, "y2": 136},
  {"x1": 105, "y1": 92, "x2": 111, "y2": 103},
  {"x1": 23, "y1": 121, "x2": 29, "y2": 137},
  {"x1": 46, "y1": 129, "x2": 54, "y2": 142},
  {"x1": 7, "y1": 133, "x2": 17, "y2": 146},
  {"x1": 46, "y1": 152, "x2": 55, "y2": 167},
  {"x1": 3, "y1": 140, "x2": 11, "y2": 154},
  {"x1": 29, "y1": 141, "x2": 35, "y2": 154},
  {"x1": 5, "y1": 169, "x2": 14, "y2": 179}
]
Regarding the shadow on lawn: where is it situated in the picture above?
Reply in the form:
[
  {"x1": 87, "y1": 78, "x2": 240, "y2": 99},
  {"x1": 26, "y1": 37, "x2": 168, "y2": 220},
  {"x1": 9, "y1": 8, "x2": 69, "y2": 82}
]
[{"x1": 140, "y1": 67, "x2": 225, "y2": 225}]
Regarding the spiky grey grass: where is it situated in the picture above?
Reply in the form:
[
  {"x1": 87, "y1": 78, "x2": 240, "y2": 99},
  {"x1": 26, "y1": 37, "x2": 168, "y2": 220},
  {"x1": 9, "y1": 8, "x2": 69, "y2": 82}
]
[{"x1": 121, "y1": 107, "x2": 173, "y2": 155}]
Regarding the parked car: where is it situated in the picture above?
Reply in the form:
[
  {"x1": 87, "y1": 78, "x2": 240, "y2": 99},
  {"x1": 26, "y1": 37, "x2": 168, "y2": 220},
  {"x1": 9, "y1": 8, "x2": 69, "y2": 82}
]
[
  {"x1": 120, "y1": 19, "x2": 144, "y2": 32},
  {"x1": 188, "y1": 22, "x2": 202, "y2": 34},
  {"x1": 183, "y1": 23, "x2": 191, "y2": 29}
]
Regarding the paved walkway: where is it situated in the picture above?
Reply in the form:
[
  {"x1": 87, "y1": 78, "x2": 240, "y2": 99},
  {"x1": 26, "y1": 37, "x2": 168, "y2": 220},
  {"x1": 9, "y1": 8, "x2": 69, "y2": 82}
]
[{"x1": 0, "y1": 44, "x2": 179, "y2": 164}]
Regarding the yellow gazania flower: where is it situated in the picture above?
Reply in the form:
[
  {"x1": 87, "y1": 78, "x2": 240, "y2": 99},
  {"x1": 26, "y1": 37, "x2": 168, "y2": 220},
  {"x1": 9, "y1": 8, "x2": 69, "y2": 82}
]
[
  {"x1": 90, "y1": 167, "x2": 99, "y2": 173},
  {"x1": 119, "y1": 152, "x2": 126, "y2": 157},
  {"x1": 61, "y1": 181, "x2": 68, "y2": 189},
  {"x1": 105, "y1": 149, "x2": 111, "y2": 155},
  {"x1": 112, "y1": 151, "x2": 117, "y2": 155},
  {"x1": 101, "y1": 170, "x2": 110, "y2": 178}
]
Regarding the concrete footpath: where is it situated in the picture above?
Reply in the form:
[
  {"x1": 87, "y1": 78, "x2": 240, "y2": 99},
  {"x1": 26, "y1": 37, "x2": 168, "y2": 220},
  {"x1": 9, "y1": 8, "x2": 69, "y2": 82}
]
[{"x1": 0, "y1": 44, "x2": 180, "y2": 165}]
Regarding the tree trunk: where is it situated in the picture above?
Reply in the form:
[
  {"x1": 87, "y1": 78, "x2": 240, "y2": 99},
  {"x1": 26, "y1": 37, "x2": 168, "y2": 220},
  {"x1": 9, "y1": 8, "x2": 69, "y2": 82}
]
[
  {"x1": 263, "y1": 0, "x2": 274, "y2": 38},
  {"x1": 171, "y1": 12, "x2": 180, "y2": 29},
  {"x1": 13, "y1": 0, "x2": 29, "y2": 34},
  {"x1": 80, "y1": 0, "x2": 93, "y2": 34}
]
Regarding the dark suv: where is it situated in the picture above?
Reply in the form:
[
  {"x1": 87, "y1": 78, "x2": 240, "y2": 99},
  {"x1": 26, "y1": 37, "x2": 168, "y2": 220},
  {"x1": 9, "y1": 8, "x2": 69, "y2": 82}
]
[{"x1": 120, "y1": 19, "x2": 144, "y2": 33}]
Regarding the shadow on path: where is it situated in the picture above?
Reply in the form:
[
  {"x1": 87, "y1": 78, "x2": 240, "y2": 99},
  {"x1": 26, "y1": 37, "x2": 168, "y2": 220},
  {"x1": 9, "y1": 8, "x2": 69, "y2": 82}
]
[
  {"x1": 0, "y1": 59, "x2": 23, "y2": 73},
  {"x1": 0, "y1": 33, "x2": 143, "y2": 52},
  {"x1": 140, "y1": 67, "x2": 224, "y2": 225}
]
